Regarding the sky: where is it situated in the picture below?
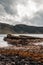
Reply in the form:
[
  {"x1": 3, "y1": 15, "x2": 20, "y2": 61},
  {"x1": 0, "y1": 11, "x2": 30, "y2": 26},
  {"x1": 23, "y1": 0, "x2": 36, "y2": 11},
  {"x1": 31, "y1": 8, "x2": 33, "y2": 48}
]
[{"x1": 0, "y1": 0, "x2": 43, "y2": 26}]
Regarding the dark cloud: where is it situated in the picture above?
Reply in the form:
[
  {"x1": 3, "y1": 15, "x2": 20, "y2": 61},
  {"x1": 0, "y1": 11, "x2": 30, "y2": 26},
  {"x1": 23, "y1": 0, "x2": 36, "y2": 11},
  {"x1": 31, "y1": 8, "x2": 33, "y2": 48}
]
[
  {"x1": 0, "y1": 0, "x2": 17, "y2": 15},
  {"x1": 0, "y1": 0, "x2": 28, "y2": 15},
  {"x1": 0, "y1": 0, "x2": 28, "y2": 17}
]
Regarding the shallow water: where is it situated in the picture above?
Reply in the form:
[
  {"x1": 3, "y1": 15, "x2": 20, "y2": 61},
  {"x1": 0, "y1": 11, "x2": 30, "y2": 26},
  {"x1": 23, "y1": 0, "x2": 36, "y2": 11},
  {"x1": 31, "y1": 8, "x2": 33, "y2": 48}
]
[
  {"x1": 0, "y1": 34, "x2": 43, "y2": 47},
  {"x1": 0, "y1": 34, "x2": 8, "y2": 47}
]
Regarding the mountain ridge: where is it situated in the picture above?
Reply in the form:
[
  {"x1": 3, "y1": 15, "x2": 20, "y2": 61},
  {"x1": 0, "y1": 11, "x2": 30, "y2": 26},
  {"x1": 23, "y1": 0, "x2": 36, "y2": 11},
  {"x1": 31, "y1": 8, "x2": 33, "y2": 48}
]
[{"x1": 0, "y1": 23, "x2": 43, "y2": 34}]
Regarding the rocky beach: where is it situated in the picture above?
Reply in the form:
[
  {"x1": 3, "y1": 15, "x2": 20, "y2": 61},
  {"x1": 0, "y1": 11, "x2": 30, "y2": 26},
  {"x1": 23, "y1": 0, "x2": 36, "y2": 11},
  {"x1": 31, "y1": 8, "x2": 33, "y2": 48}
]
[
  {"x1": 0, "y1": 45, "x2": 43, "y2": 65},
  {"x1": 0, "y1": 34, "x2": 43, "y2": 65},
  {"x1": 0, "y1": 54, "x2": 43, "y2": 65}
]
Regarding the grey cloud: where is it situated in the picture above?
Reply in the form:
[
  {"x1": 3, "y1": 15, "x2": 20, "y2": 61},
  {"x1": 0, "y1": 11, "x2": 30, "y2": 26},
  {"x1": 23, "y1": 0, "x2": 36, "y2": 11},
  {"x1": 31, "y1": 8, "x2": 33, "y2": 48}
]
[
  {"x1": 30, "y1": 11, "x2": 43, "y2": 26},
  {"x1": 0, "y1": 0, "x2": 27, "y2": 15},
  {"x1": 0, "y1": 0, "x2": 17, "y2": 15},
  {"x1": 0, "y1": 0, "x2": 43, "y2": 26},
  {"x1": 21, "y1": 16, "x2": 30, "y2": 24},
  {"x1": 0, "y1": 4, "x2": 6, "y2": 15},
  {"x1": 33, "y1": 0, "x2": 43, "y2": 4},
  {"x1": 17, "y1": 0, "x2": 27, "y2": 5},
  {"x1": 4, "y1": 5, "x2": 17, "y2": 15},
  {"x1": 0, "y1": 0, "x2": 16, "y2": 5}
]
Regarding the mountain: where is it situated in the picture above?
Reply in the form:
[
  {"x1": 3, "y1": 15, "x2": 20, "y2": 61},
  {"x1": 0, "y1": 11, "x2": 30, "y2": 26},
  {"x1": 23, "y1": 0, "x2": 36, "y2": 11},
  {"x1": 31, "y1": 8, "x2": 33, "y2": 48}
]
[
  {"x1": 0, "y1": 23, "x2": 43, "y2": 34},
  {"x1": 0, "y1": 23, "x2": 15, "y2": 34}
]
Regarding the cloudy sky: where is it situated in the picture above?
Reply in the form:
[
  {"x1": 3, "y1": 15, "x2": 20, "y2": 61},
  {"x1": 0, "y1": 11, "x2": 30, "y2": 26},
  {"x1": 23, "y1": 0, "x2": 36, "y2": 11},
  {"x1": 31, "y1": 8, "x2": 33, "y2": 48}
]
[{"x1": 0, "y1": 0, "x2": 43, "y2": 26}]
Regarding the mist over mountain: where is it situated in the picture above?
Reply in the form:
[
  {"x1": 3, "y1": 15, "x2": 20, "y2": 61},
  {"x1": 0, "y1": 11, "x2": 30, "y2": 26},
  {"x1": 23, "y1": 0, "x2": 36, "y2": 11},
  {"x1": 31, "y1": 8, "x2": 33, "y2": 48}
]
[{"x1": 0, "y1": 23, "x2": 43, "y2": 34}]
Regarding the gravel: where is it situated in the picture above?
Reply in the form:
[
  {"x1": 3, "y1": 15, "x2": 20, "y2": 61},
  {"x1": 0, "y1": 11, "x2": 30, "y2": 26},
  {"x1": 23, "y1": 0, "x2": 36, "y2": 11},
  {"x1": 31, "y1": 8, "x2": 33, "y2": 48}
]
[{"x1": 0, "y1": 54, "x2": 43, "y2": 65}]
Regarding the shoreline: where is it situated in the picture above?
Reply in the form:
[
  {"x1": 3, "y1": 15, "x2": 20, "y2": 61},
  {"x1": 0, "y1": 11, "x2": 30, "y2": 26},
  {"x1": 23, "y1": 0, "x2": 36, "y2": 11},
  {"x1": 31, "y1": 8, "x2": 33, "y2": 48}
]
[{"x1": 0, "y1": 45, "x2": 43, "y2": 62}]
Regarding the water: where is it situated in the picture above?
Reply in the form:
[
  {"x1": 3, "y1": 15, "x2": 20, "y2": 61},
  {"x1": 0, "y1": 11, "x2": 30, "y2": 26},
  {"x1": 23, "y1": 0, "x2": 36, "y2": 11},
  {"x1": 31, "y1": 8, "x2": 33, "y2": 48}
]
[
  {"x1": 0, "y1": 34, "x2": 43, "y2": 47},
  {"x1": 0, "y1": 34, "x2": 8, "y2": 47}
]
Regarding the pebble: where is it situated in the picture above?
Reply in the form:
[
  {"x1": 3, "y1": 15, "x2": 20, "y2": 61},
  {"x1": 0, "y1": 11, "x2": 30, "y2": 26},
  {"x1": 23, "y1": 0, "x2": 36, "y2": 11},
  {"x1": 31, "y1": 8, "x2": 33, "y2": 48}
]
[{"x1": 0, "y1": 54, "x2": 42, "y2": 65}]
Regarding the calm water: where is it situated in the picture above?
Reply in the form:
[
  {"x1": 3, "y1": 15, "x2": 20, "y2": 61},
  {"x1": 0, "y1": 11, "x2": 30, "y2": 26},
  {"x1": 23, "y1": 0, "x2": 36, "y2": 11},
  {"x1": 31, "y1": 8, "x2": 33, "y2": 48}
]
[{"x1": 0, "y1": 34, "x2": 43, "y2": 47}]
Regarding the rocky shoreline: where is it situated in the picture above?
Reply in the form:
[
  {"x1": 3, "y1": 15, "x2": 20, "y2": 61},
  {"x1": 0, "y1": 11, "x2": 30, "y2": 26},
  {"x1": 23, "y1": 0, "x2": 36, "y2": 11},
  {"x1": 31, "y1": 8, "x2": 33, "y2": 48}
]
[
  {"x1": 0, "y1": 45, "x2": 43, "y2": 63},
  {"x1": 0, "y1": 34, "x2": 43, "y2": 65},
  {"x1": 0, "y1": 54, "x2": 43, "y2": 65},
  {"x1": 4, "y1": 34, "x2": 43, "y2": 45}
]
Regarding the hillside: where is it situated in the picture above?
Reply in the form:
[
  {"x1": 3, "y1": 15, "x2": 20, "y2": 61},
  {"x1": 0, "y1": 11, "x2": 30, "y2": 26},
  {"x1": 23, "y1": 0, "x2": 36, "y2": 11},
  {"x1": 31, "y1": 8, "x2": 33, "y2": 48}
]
[
  {"x1": 0, "y1": 23, "x2": 43, "y2": 34},
  {"x1": 0, "y1": 23, "x2": 15, "y2": 34}
]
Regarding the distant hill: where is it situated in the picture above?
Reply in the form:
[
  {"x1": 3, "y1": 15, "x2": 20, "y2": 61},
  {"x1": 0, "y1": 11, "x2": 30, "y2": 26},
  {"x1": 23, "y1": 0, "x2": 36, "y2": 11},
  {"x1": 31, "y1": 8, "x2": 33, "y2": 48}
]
[
  {"x1": 0, "y1": 23, "x2": 43, "y2": 34},
  {"x1": 0, "y1": 23, "x2": 15, "y2": 34}
]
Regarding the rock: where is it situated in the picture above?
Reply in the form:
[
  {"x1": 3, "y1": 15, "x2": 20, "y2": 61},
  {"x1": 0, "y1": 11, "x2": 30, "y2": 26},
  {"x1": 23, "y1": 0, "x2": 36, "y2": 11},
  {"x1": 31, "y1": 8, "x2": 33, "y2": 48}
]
[
  {"x1": 0, "y1": 54, "x2": 42, "y2": 65},
  {"x1": 4, "y1": 34, "x2": 43, "y2": 45}
]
